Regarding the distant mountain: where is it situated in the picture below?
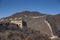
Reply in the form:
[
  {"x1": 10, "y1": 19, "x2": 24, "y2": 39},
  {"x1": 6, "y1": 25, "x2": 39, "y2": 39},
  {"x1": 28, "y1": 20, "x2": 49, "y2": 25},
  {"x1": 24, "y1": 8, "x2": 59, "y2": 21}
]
[
  {"x1": 3, "y1": 11, "x2": 45, "y2": 19},
  {"x1": 12, "y1": 11, "x2": 45, "y2": 16},
  {"x1": 0, "y1": 11, "x2": 60, "y2": 40}
]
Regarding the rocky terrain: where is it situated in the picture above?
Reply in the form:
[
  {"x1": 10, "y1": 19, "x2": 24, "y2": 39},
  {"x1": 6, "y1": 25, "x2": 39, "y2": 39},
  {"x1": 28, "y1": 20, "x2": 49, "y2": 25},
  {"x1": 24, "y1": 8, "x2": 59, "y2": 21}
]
[{"x1": 0, "y1": 11, "x2": 60, "y2": 40}]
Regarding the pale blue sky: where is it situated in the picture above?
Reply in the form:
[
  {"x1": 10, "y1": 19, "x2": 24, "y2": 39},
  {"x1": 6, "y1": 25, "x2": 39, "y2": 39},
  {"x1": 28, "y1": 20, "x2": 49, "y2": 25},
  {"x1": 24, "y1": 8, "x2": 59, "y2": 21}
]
[{"x1": 0, "y1": 0, "x2": 60, "y2": 18}]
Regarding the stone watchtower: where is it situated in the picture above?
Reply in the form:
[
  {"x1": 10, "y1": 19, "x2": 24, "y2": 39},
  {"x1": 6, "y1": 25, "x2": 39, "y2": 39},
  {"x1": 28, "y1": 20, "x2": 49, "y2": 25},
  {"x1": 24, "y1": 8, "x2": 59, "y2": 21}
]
[{"x1": 11, "y1": 19, "x2": 23, "y2": 29}]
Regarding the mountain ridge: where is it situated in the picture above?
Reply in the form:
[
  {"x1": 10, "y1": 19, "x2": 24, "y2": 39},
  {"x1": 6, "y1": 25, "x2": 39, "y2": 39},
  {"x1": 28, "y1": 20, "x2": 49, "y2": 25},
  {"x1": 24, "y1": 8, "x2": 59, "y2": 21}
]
[{"x1": 0, "y1": 11, "x2": 60, "y2": 40}]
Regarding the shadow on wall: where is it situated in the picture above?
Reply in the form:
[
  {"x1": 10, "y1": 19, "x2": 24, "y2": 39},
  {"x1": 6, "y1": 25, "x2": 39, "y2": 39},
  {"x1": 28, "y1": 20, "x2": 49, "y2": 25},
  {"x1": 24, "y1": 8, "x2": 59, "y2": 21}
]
[{"x1": 22, "y1": 21, "x2": 27, "y2": 27}]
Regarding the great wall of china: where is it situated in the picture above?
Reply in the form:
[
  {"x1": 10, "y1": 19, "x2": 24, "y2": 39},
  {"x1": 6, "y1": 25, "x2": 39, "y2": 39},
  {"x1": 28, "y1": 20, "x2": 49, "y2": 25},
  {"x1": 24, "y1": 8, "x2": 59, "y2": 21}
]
[{"x1": 0, "y1": 15, "x2": 58, "y2": 39}]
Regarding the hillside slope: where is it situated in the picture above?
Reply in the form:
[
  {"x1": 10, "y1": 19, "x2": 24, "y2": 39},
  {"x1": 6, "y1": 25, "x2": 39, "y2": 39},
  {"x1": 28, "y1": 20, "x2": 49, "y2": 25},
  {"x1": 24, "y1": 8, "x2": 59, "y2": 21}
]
[{"x1": 0, "y1": 11, "x2": 60, "y2": 40}]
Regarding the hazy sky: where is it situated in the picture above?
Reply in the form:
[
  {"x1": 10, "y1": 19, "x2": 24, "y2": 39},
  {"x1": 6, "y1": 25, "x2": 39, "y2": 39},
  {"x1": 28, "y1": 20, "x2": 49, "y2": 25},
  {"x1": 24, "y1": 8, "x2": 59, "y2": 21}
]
[{"x1": 0, "y1": 0, "x2": 60, "y2": 18}]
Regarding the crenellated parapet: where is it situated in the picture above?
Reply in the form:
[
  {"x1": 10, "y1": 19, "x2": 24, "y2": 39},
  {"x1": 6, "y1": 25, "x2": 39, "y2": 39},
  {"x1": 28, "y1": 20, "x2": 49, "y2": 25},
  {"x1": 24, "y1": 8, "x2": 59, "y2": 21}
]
[{"x1": 0, "y1": 17, "x2": 23, "y2": 29}]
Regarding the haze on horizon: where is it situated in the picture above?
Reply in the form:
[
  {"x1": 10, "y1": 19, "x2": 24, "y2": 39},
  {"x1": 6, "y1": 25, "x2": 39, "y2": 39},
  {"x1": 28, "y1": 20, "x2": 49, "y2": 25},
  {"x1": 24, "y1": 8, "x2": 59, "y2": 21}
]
[{"x1": 0, "y1": 0, "x2": 60, "y2": 18}]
